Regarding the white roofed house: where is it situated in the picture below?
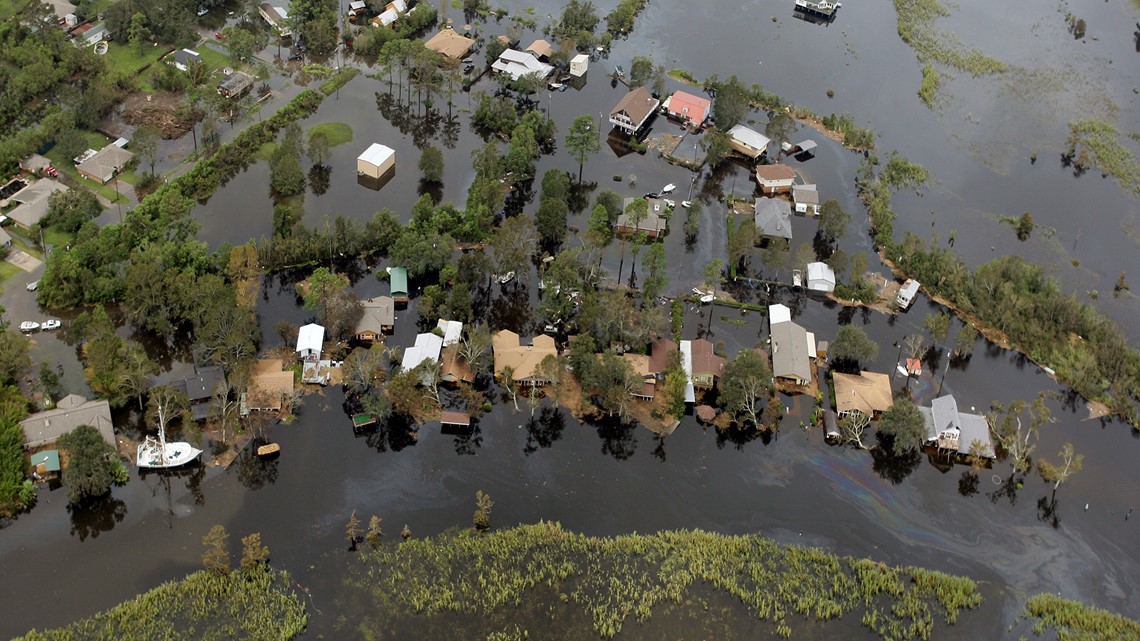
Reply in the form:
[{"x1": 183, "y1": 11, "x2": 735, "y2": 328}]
[
  {"x1": 728, "y1": 125, "x2": 771, "y2": 160},
  {"x1": 436, "y1": 319, "x2": 463, "y2": 346},
  {"x1": 296, "y1": 323, "x2": 325, "y2": 359},
  {"x1": 357, "y1": 143, "x2": 396, "y2": 179},
  {"x1": 401, "y1": 333, "x2": 444, "y2": 372},
  {"x1": 920, "y1": 395, "x2": 996, "y2": 461},
  {"x1": 491, "y1": 49, "x2": 554, "y2": 81},
  {"x1": 806, "y1": 262, "x2": 836, "y2": 293}
]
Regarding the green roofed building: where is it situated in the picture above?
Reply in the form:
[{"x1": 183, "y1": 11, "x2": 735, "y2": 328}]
[
  {"x1": 31, "y1": 450, "x2": 61, "y2": 479},
  {"x1": 389, "y1": 267, "x2": 408, "y2": 303}
]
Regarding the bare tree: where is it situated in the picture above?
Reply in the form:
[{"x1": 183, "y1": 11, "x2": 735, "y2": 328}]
[
  {"x1": 839, "y1": 412, "x2": 871, "y2": 450},
  {"x1": 1038, "y1": 443, "x2": 1083, "y2": 491}
]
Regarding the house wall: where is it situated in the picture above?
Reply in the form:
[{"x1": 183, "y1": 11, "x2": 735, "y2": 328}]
[{"x1": 356, "y1": 152, "x2": 395, "y2": 179}]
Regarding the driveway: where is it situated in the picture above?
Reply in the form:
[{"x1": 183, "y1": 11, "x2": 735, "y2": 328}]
[{"x1": 7, "y1": 249, "x2": 43, "y2": 272}]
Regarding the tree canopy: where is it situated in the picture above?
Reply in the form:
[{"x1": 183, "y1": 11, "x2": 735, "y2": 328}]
[{"x1": 59, "y1": 425, "x2": 121, "y2": 504}]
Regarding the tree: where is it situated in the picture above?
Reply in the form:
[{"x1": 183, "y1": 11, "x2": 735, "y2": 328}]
[
  {"x1": 711, "y1": 76, "x2": 749, "y2": 129},
  {"x1": 459, "y1": 324, "x2": 493, "y2": 377},
  {"x1": 701, "y1": 129, "x2": 733, "y2": 168},
  {"x1": 629, "y1": 55, "x2": 655, "y2": 88},
  {"x1": 299, "y1": 268, "x2": 362, "y2": 340},
  {"x1": 1016, "y1": 211, "x2": 1034, "y2": 241},
  {"x1": 817, "y1": 199, "x2": 850, "y2": 244},
  {"x1": 640, "y1": 243, "x2": 668, "y2": 303},
  {"x1": 202, "y1": 524, "x2": 231, "y2": 574},
  {"x1": 953, "y1": 323, "x2": 979, "y2": 357},
  {"x1": 557, "y1": 0, "x2": 599, "y2": 36},
  {"x1": 718, "y1": 349, "x2": 772, "y2": 426},
  {"x1": 128, "y1": 12, "x2": 151, "y2": 55},
  {"x1": 343, "y1": 344, "x2": 388, "y2": 395},
  {"x1": 684, "y1": 200, "x2": 702, "y2": 242},
  {"x1": 145, "y1": 385, "x2": 192, "y2": 442},
  {"x1": 58, "y1": 425, "x2": 119, "y2": 504},
  {"x1": 240, "y1": 533, "x2": 270, "y2": 571},
  {"x1": 595, "y1": 190, "x2": 623, "y2": 223},
  {"x1": 1038, "y1": 443, "x2": 1083, "y2": 491},
  {"x1": 839, "y1": 412, "x2": 871, "y2": 449},
  {"x1": 0, "y1": 329, "x2": 31, "y2": 386},
  {"x1": 221, "y1": 25, "x2": 259, "y2": 62},
  {"x1": 765, "y1": 111, "x2": 796, "y2": 147},
  {"x1": 490, "y1": 216, "x2": 536, "y2": 277},
  {"x1": 366, "y1": 515, "x2": 383, "y2": 548},
  {"x1": 536, "y1": 198, "x2": 569, "y2": 247},
  {"x1": 345, "y1": 510, "x2": 361, "y2": 550},
  {"x1": 418, "y1": 146, "x2": 444, "y2": 183},
  {"x1": 133, "y1": 124, "x2": 161, "y2": 178},
  {"x1": 42, "y1": 188, "x2": 103, "y2": 234},
  {"x1": 473, "y1": 490, "x2": 493, "y2": 531},
  {"x1": 831, "y1": 325, "x2": 878, "y2": 367},
  {"x1": 586, "y1": 204, "x2": 613, "y2": 249},
  {"x1": 499, "y1": 365, "x2": 519, "y2": 412},
  {"x1": 988, "y1": 396, "x2": 1051, "y2": 475},
  {"x1": 876, "y1": 396, "x2": 926, "y2": 452},
  {"x1": 565, "y1": 115, "x2": 600, "y2": 181},
  {"x1": 702, "y1": 258, "x2": 724, "y2": 296},
  {"x1": 923, "y1": 312, "x2": 951, "y2": 348},
  {"x1": 761, "y1": 238, "x2": 789, "y2": 278}
]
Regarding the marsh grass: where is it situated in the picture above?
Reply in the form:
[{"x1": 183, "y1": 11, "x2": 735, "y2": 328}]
[
  {"x1": 1066, "y1": 120, "x2": 1140, "y2": 195},
  {"x1": 1025, "y1": 593, "x2": 1140, "y2": 640},
  {"x1": 13, "y1": 565, "x2": 307, "y2": 641},
  {"x1": 892, "y1": 0, "x2": 1007, "y2": 76},
  {"x1": 917, "y1": 65, "x2": 941, "y2": 108},
  {"x1": 345, "y1": 523, "x2": 984, "y2": 640}
]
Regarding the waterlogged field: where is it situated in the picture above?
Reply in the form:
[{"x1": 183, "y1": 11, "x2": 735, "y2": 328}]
[{"x1": 337, "y1": 523, "x2": 985, "y2": 640}]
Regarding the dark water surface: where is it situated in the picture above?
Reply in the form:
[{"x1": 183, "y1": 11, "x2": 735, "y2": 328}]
[{"x1": 4, "y1": 0, "x2": 1140, "y2": 638}]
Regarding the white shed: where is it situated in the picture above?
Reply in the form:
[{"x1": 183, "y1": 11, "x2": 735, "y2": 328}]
[
  {"x1": 357, "y1": 143, "x2": 395, "y2": 178},
  {"x1": 436, "y1": 319, "x2": 463, "y2": 346},
  {"x1": 897, "y1": 279, "x2": 920, "y2": 309},
  {"x1": 806, "y1": 262, "x2": 836, "y2": 293},
  {"x1": 570, "y1": 53, "x2": 589, "y2": 77},
  {"x1": 296, "y1": 323, "x2": 325, "y2": 359}
]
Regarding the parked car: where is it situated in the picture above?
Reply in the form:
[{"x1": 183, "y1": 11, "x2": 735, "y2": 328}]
[
  {"x1": 42, "y1": 319, "x2": 61, "y2": 331},
  {"x1": 643, "y1": 192, "x2": 660, "y2": 199},
  {"x1": 26, "y1": 281, "x2": 37, "y2": 291},
  {"x1": 0, "y1": 215, "x2": 10, "y2": 226},
  {"x1": 214, "y1": 31, "x2": 224, "y2": 39}
]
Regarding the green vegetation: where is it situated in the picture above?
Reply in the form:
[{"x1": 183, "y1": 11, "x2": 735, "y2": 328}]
[
  {"x1": 917, "y1": 64, "x2": 941, "y2": 108},
  {"x1": 1066, "y1": 120, "x2": 1140, "y2": 195},
  {"x1": 344, "y1": 523, "x2": 983, "y2": 640},
  {"x1": 307, "y1": 122, "x2": 353, "y2": 147},
  {"x1": 0, "y1": 385, "x2": 32, "y2": 517},
  {"x1": 892, "y1": 0, "x2": 1007, "y2": 76},
  {"x1": 668, "y1": 68, "x2": 697, "y2": 84},
  {"x1": 605, "y1": 0, "x2": 648, "y2": 34},
  {"x1": 13, "y1": 565, "x2": 307, "y2": 640},
  {"x1": 58, "y1": 424, "x2": 123, "y2": 503},
  {"x1": 820, "y1": 113, "x2": 876, "y2": 149},
  {"x1": 1025, "y1": 593, "x2": 1140, "y2": 640},
  {"x1": 319, "y1": 67, "x2": 359, "y2": 95},
  {"x1": 859, "y1": 155, "x2": 1140, "y2": 427}
]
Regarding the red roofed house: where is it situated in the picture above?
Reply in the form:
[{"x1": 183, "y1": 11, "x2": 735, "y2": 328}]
[
  {"x1": 689, "y1": 339, "x2": 726, "y2": 389},
  {"x1": 663, "y1": 90, "x2": 711, "y2": 127},
  {"x1": 755, "y1": 163, "x2": 797, "y2": 194}
]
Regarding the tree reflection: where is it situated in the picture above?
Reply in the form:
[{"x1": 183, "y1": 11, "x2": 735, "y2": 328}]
[
  {"x1": 958, "y1": 471, "x2": 980, "y2": 497},
  {"x1": 595, "y1": 416, "x2": 637, "y2": 460},
  {"x1": 309, "y1": 163, "x2": 331, "y2": 196},
  {"x1": 364, "y1": 414, "x2": 418, "y2": 453},
  {"x1": 1037, "y1": 495, "x2": 1060, "y2": 529},
  {"x1": 988, "y1": 473, "x2": 1023, "y2": 506},
  {"x1": 524, "y1": 406, "x2": 565, "y2": 454},
  {"x1": 236, "y1": 446, "x2": 280, "y2": 491},
  {"x1": 651, "y1": 434, "x2": 667, "y2": 462},
  {"x1": 870, "y1": 434, "x2": 922, "y2": 484},
  {"x1": 714, "y1": 424, "x2": 769, "y2": 450},
  {"x1": 68, "y1": 496, "x2": 127, "y2": 541},
  {"x1": 444, "y1": 422, "x2": 483, "y2": 456}
]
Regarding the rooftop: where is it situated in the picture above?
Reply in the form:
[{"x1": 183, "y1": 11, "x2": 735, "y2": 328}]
[
  {"x1": 832, "y1": 371, "x2": 893, "y2": 416},
  {"x1": 609, "y1": 86, "x2": 659, "y2": 125},
  {"x1": 76, "y1": 144, "x2": 133, "y2": 183},
  {"x1": 21, "y1": 395, "x2": 115, "y2": 450},
  {"x1": 771, "y1": 320, "x2": 812, "y2": 383},
  {"x1": 728, "y1": 124, "x2": 772, "y2": 152},
  {"x1": 755, "y1": 163, "x2": 797, "y2": 182},
  {"x1": 754, "y1": 198, "x2": 793, "y2": 239},
  {"x1": 492, "y1": 330, "x2": 558, "y2": 382},
  {"x1": 424, "y1": 28, "x2": 475, "y2": 59}
]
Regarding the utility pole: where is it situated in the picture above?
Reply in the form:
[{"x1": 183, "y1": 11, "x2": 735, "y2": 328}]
[{"x1": 113, "y1": 167, "x2": 122, "y2": 223}]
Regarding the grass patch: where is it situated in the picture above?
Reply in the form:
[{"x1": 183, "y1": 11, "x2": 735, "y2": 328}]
[
  {"x1": 0, "y1": 260, "x2": 23, "y2": 289},
  {"x1": 1066, "y1": 119, "x2": 1140, "y2": 194},
  {"x1": 346, "y1": 523, "x2": 984, "y2": 640},
  {"x1": 308, "y1": 122, "x2": 353, "y2": 146},
  {"x1": 254, "y1": 142, "x2": 277, "y2": 162},
  {"x1": 102, "y1": 41, "x2": 169, "y2": 88},
  {"x1": 917, "y1": 64, "x2": 941, "y2": 108},
  {"x1": 667, "y1": 68, "x2": 698, "y2": 84},
  {"x1": 892, "y1": 0, "x2": 1007, "y2": 76},
  {"x1": 41, "y1": 225, "x2": 74, "y2": 248},
  {"x1": 1025, "y1": 593, "x2": 1140, "y2": 640},
  {"x1": 11, "y1": 565, "x2": 307, "y2": 640}
]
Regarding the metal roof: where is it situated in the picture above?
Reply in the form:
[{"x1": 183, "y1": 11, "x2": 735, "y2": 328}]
[{"x1": 728, "y1": 125, "x2": 772, "y2": 152}]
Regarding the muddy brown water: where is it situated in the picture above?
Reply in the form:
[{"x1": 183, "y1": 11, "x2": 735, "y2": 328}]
[{"x1": 4, "y1": 0, "x2": 1140, "y2": 638}]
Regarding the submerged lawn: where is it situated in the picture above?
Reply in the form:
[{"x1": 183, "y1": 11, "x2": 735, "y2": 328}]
[{"x1": 13, "y1": 565, "x2": 307, "y2": 641}]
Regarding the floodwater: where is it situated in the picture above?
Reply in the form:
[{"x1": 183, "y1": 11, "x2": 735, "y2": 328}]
[{"x1": 4, "y1": 0, "x2": 1140, "y2": 637}]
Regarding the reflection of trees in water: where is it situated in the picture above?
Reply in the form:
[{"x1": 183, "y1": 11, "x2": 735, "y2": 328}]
[
  {"x1": 652, "y1": 434, "x2": 667, "y2": 462},
  {"x1": 958, "y1": 471, "x2": 980, "y2": 497},
  {"x1": 488, "y1": 284, "x2": 532, "y2": 334},
  {"x1": 374, "y1": 92, "x2": 459, "y2": 150},
  {"x1": 524, "y1": 406, "x2": 565, "y2": 455},
  {"x1": 69, "y1": 496, "x2": 127, "y2": 541},
  {"x1": 567, "y1": 180, "x2": 596, "y2": 214},
  {"x1": 593, "y1": 416, "x2": 637, "y2": 461},
  {"x1": 988, "y1": 473, "x2": 1022, "y2": 506},
  {"x1": 446, "y1": 423, "x2": 483, "y2": 456},
  {"x1": 870, "y1": 436, "x2": 922, "y2": 485},
  {"x1": 714, "y1": 423, "x2": 771, "y2": 450},
  {"x1": 309, "y1": 164, "x2": 331, "y2": 196},
  {"x1": 417, "y1": 180, "x2": 443, "y2": 203},
  {"x1": 237, "y1": 445, "x2": 280, "y2": 491},
  {"x1": 364, "y1": 414, "x2": 418, "y2": 453},
  {"x1": 1036, "y1": 495, "x2": 1060, "y2": 529}
]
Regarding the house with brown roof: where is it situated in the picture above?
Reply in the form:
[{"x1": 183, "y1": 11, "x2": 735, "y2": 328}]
[
  {"x1": 622, "y1": 353, "x2": 657, "y2": 399},
  {"x1": 246, "y1": 359, "x2": 295, "y2": 412},
  {"x1": 355, "y1": 296, "x2": 395, "y2": 342},
  {"x1": 832, "y1": 371, "x2": 893, "y2": 418},
  {"x1": 440, "y1": 345, "x2": 475, "y2": 385},
  {"x1": 21, "y1": 394, "x2": 115, "y2": 449},
  {"x1": 525, "y1": 38, "x2": 553, "y2": 61},
  {"x1": 662, "y1": 90, "x2": 711, "y2": 127},
  {"x1": 609, "y1": 86, "x2": 659, "y2": 135},
  {"x1": 649, "y1": 338, "x2": 678, "y2": 377},
  {"x1": 492, "y1": 330, "x2": 558, "y2": 386},
  {"x1": 424, "y1": 28, "x2": 475, "y2": 59},
  {"x1": 689, "y1": 339, "x2": 726, "y2": 389},
  {"x1": 755, "y1": 163, "x2": 797, "y2": 194},
  {"x1": 615, "y1": 197, "x2": 668, "y2": 238}
]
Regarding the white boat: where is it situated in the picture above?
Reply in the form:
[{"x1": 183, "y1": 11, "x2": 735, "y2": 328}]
[
  {"x1": 19, "y1": 321, "x2": 39, "y2": 332},
  {"x1": 663, "y1": 199, "x2": 676, "y2": 208},
  {"x1": 137, "y1": 412, "x2": 202, "y2": 469},
  {"x1": 662, "y1": 183, "x2": 676, "y2": 193},
  {"x1": 497, "y1": 271, "x2": 515, "y2": 284},
  {"x1": 699, "y1": 293, "x2": 715, "y2": 303},
  {"x1": 681, "y1": 200, "x2": 692, "y2": 208}
]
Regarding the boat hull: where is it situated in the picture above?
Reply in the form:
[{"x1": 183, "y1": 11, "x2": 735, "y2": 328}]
[{"x1": 137, "y1": 440, "x2": 203, "y2": 468}]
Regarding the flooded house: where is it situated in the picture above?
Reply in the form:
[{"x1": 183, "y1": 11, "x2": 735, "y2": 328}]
[
  {"x1": 616, "y1": 197, "x2": 668, "y2": 238},
  {"x1": 524, "y1": 38, "x2": 554, "y2": 62},
  {"x1": 20, "y1": 395, "x2": 115, "y2": 450},
  {"x1": 168, "y1": 366, "x2": 227, "y2": 422},
  {"x1": 258, "y1": 4, "x2": 291, "y2": 36},
  {"x1": 491, "y1": 49, "x2": 553, "y2": 81},
  {"x1": 754, "y1": 198, "x2": 793, "y2": 242},
  {"x1": 792, "y1": 184, "x2": 820, "y2": 215},
  {"x1": 832, "y1": 371, "x2": 893, "y2": 418},
  {"x1": 296, "y1": 323, "x2": 328, "y2": 385},
  {"x1": 244, "y1": 359, "x2": 295, "y2": 413},
  {"x1": 623, "y1": 353, "x2": 657, "y2": 400},
  {"x1": 424, "y1": 28, "x2": 475, "y2": 60},
  {"x1": 357, "y1": 143, "x2": 395, "y2": 180},
  {"x1": 920, "y1": 395, "x2": 996, "y2": 460},
  {"x1": 688, "y1": 339, "x2": 726, "y2": 390},
  {"x1": 769, "y1": 304, "x2": 813, "y2": 386},
  {"x1": 569, "y1": 53, "x2": 589, "y2": 77},
  {"x1": 662, "y1": 90, "x2": 711, "y2": 128},
  {"x1": 354, "y1": 296, "x2": 395, "y2": 343},
  {"x1": 401, "y1": 333, "x2": 444, "y2": 372},
  {"x1": 728, "y1": 124, "x2": 772, "y2": 160},
  {"x1": 609, "y1": 86, "x2": 659, "y2": 135},
  {"x1": 897, "y1": 279, "x2": 920, "y2": 310},
  {"x1": 806, "y1": 262, "x2": 836, "y2": 293},
  {"x1": 755, "y1": 163, "x2": 797, "y2": 194},
  {"x1": 217, "y1": 70, "x2": 255, "y2": 98},
  {"x1": 492, "y1": 330, "x2": 558, "y2": 386}
]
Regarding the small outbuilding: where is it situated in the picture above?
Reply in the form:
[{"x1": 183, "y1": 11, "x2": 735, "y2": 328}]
[
  {"x1": 806, "y1": 262, "x2": 836, "y2": 293},
  {"x1": 569, "y1": 53, "x2": 589, "y2": 77},
  {"x1": 792, "y1": 184, "x2": 820, "y2": 215},
  {"x1": 31, "y1": 450, "x2": 61, "y2": 479},
  {"x1": 897, "y1": 279, "x2": 920, "y2": 309},
  {"x1": 296, "y1": 323, "x2": 325, "y2": 359},
  {"x1": 389, "y1": 266, "x2": 409, "y2": 303},
  {"x1": 357, "y1": 143, "x2": 396, "y2": 179},
  {"x1": 440, "y1": 411, "x2": 472, "y2": 428}
]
